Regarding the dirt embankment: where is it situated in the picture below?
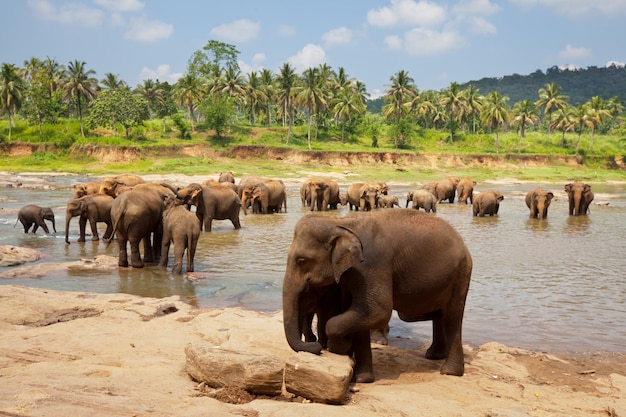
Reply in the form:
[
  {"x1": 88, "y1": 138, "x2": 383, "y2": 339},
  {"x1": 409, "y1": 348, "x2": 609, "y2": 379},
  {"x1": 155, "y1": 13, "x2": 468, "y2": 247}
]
[{"x1": 3, "y1": 142, "x2": 625, "y2": 170}]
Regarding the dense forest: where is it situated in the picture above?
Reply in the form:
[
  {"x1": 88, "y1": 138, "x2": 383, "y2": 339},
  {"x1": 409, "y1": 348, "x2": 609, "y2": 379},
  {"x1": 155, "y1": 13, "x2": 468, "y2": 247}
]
[{"x1": 367, "y1": 64, "x2": 626, "y2": 113}]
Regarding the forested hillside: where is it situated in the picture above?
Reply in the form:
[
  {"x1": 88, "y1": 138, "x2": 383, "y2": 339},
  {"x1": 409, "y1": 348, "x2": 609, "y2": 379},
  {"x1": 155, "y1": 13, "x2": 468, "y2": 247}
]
[{"x1": 367, "y1": 64, "x2": 626, "y2": 113}]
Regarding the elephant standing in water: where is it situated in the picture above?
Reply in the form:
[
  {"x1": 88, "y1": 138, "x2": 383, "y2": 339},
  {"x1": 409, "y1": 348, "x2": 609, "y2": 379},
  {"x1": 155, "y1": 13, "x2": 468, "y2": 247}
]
[
  {"x1": 564, "y1": 182, "x2": 594, "y2": 216},
  {"x1": 525, "y1": 188, "x2": 554, "y2": 219},
  {"x1": 65, "y1": 194, "x2": 114, "y2": 243},
  {"x1": 472, "y1": 190, "x2": 504, "y2": 217},
  {"x1": 456, "y1": 177, "x2": 476, "y2": 204},
  {"x1": 282, "y1": 209, "x2": 473, "y2": 383},
  {"x1": 16, "y1": 205, "x2": 56, "y2": 234},
  {"x1": 159, "y1": 196, "x2": 200, "y2": 274},
  {"x1": 407, "y1": 189, "x2": 437, "y2": 213},
  {"x1": 177, "y1": 183, "x2": 241, "y2": 231}
]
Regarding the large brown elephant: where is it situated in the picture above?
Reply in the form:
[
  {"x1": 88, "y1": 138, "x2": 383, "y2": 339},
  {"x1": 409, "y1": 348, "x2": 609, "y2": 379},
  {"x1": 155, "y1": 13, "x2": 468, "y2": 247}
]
[
  {"x1": 218, "y1": 171, "x2": 235, "y2": 184},
  {"x1": 302, "y1": 178, "x2": 341, "y2": 211},
  {"x1": 434, "y1": 177, "x2": 460, "y2": 203},
  {"x1": 456, "y1": 177, "x2": 476, "y2": 204},
  {"x1": 472, "y1": 190, "x2": 504, "y2": 216},
  {"x1": 177, "y1": 183, "x2": 241, "y2": 231},
  {"x1": 283, "y1": 209, "x2": 473, "y2": 383},
  {"x1": 525, "y1": 188, "x2": 554, "y2": 219},
  {"x1": 98, "y1": 174, "x2": 145, "y2": 197},
  {"x1": 408, "y1": 189, "x2": 437, "y2": 213},
  {"x1": 159, "y1": 196, "x2": 200, "y2": 275},
  {"x1": 109, "y1": 188, "x2": 166, "y2": 268},
  {"x1": 346, "y1": 182, "x2": 380, "y2": 211},
  {"x1": 73, "y1": 180, "x2": 102, "y2": 198},
  {"x1": 16, "y1": 205, "x2": 56, "y2": 234},
  {"x1": 65, "y1": 194, "x2": 114, "y2": 243},
  {"x1": 564, "y1": 182, "x2": 594, "y2": 216},
  {"x1": 241, "y1": 179, "x2": 286, "y2": 214}
]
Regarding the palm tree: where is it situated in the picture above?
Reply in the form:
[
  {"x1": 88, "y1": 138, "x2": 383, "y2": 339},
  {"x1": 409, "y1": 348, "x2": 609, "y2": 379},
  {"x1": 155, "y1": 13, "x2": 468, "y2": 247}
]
[
  {"x1": 332, "y1": 84, "x2": 366, "y2": 142},
  {"x1": 439, "y1": 82, "x2": 467, "y2": 141},
  {"x1": 276, "y1": 63, "x2": 298, "y2": 143},
  {"x1": 42, "y1": 57, "x2": 63, "y2": 97},
  {"x1": 480, "y1": 91, "x2": 510, "y2": 153},
  {"x1": 585, "y1": 96, "x2": 611, "y2": 149},
  {"x1": 550, "y1": 106, "x2": 574, "y2": 146},
  {"x1": 569, "y1": 104, "x2": 593, "y2": 155},
  {"x1": 0, "y1": 63, "x2": 26, "y2": 140},
  {"x1": 214, "y1": 66, "x2": 246, "y2": 102},
  {"x1": 172, "y1": 73, "x2": 205, "y2": 132},
  {"x1": 135, "y1": 79, "x2": 164, "y2": 117},
  {"x1": 259, "y1": 68, "x2": 276, "y2": 126},
  {"x1": 101, "y1": 72, "x2": 127, "y2": 90},
  {"x1": 244, "y1": 71, "x2": 267, "y2": 125},
  {"x1": 535, "y1": 82, "x2": 568, "y2": 140},
  {"x1": 62, "y1": 60, "x2": 98, "y2": 137},
  {"x1": 464, "y1": 84, "x2": 482, "y2": 134},
  {"x1": 21, "y1": 57, "x2": 42, "y2": 82},
  {"x1": 511, "y1": 99, "x2": 540, "y2": 153},
  {"x1": 295, "y1": 67, "x2": 326, "y2": 150},
  {"x1": 382, "y1": 70, "x2": 417, "y2": 148}
]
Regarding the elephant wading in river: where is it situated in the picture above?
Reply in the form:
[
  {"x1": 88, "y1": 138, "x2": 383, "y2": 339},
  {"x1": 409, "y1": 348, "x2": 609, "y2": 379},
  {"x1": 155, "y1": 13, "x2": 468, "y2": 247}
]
[
  {"x1": 408, "y1": 189, "x2": 437, "y2": 213},
  {"x1": 241, "y1": 179, "x2": 286, "y2": 214},
  {"x1": 472, "y1": 190, "x2": 504, "y2": 217},
  {"x1": 282, "y1": 209, "x2": 473, "y2": 383},
  {"x1": 525, "y1": 188, "x2": 554, "y2": 219},
  {"x1": 434, "y1": 177, "x2": 460, "y2": 204},
  {"x1": 177, "y1": 183, "x2": 241, "y2": 231},
  {"x1": 99, "y1": 174, "x2": 145, "y2": 197},
  {"x1": 564, "y1": 182, "x2": 594, "y2": 216},
  {"x1": 346, "y1": 182, "x2": 380, "y2": 211},
  {"x1": 65, "y1": 194, "x2": 114, "y2": 243},
  {"x1": 456, "y1": 177, "x2": 476, "y2": 204},
  {"x1": 159, "y1": 196, "x2": 200, "y2": 274},
  {"x1": 302, "y1": 178, "x2": 341, "y2": 211},
  {"x1": 16, "y1": 205, "x2": 56, "y2": 234},
  {"x1": 109, "y1": 188, "x2": 166, "y2": 268}
]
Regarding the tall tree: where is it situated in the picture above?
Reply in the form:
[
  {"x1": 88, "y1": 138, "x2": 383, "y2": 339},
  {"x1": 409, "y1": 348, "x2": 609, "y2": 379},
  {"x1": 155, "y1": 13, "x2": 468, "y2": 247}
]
[
  {"x1": 244, "y1": 71, "x2": 267, "y2": 125},
  {"x1": 259, "y1": 68, "x2": 276, "y2": 126},
  {"x1": 511, "y1": 99, "x2": 540, "y2": 153},
  {"x1": 535, "y1": 82, "x2": 568, "y2": 140},
  {"x1": 172, "y1": 73, "x2": 204, "y2": 132},
  {"x1": 585, "y1": 96, "x2": 611, "y2": 148},
  {"x1": 382, "y1": 70, "x2": 417, "y2": 148},
  {"x1": 62, "y1": 60, "x2": 98, "y2": 137},
  {"x1": 87, "y1": 88, "x2": 149, "y2": 139},
  {"x1": 135, "y1": 79, "x2": 164, "y2": 117},
  {"x1": 276, "y1": 63, "x2": 298, "y2": 143},
  {"x1": 481, "y1": 91, "x2": 510, "y2": 153},
  {"x1": 439, "y1": 82, "x2": 467, "y2": 141},
  {"x1": 295, "y1": 67, "x2": 326, "y2": 150},
  {"x1": 464, "y1": 84, "x2": 483, "y2": 134},
  {"x1": 0, "y1": 63, "x2": 26, "y2": 140},
  {"x1": 550, "y1": 106, "x2": 574, "y2": 146},
  {"x1": 332, "y1": 83, "x2": 366, "y2": 142},
  {"x1": 569, "y1": 104, "x2": 593, "y2": 155}
]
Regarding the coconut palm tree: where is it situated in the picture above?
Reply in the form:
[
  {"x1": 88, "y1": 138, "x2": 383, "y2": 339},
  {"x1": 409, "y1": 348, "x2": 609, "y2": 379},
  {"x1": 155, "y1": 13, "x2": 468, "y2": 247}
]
[
  {"x1": 101, "y1": 72, "x2": 127, "y2": 90},
  {"x1": 439, "y1": 82, "x2": 467, "y2": 141},
  {"x1": 464, "y1": 84, "x2": 483, "y2": 134},
  {"x1": 585, "y1": 96, "x2": 611, "y2": 149},
  {"x1": 511, "y1": 99, "x2": 540, "y2": 153},
  {"x1": 550, "y1": 106, "x2": 574, "y2": 146},
  {"x1": 382, "y1": 70, "x2": 417, "y2": 148},
  {"x1": 276, "y1": 63, "x2": 298, "y2": 143},
  {"x1": 295, "y1": 67, "x2": 327, "y2": 150},
  {"x1": 332, "y1": 84, "x2": 366, "y2": 142},
  {"x1": 535, "y1": 82, "x2": 568, "y2": 139},
  {"x1": 214, "y1": 66, "x2": 246, "y2": 101},
  {"x1": 135, "y1": 79, "x2": 164, "y2": 118},
  {"x1": 42, "y1": 57, "x2": 63, "y2": 97},
  {"x1": 0, "y1": 63, "x2": 26, "y2": 140},
  {"x1": 172, "y1": 73, "x2": 205, "y2": 132},
  {"x1": 244, "y1": 71, "x2": 267, "y2": 125},
  {"x1": 62, "y1": 60, "x2": 98, "y2": 137},
  {"x1": 481, "y1": 91, "x2": 510, "y2": 153},
  {"x1": 259, "y1": 68, "x2": 276, "y2": 126},
  {"x1": 569, "y1": 104, "x2": 594, "y2": 155}
]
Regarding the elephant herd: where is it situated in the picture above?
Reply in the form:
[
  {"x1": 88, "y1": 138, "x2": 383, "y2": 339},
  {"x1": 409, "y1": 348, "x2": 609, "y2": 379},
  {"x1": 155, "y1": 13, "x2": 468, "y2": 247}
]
[{"x1": 15, "y1": 172, "x2": 292, "y2": 275}]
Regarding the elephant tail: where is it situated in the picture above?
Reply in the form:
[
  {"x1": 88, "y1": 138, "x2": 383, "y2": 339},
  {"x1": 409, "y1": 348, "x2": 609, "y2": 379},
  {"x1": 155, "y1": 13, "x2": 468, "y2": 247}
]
[{"x1": 104, "y1": 205, "x2": 126, "y2": 245}]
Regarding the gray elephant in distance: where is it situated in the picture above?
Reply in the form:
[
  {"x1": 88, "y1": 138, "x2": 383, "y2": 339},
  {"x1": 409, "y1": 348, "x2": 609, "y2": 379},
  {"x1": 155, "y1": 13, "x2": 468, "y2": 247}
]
[
  {"x1": 346, "y1": 182, "x2": 379, "y2": 211},
  {"x1": 283, "y1": 209, "x2": 473, "y2": 383},
  {"x1": 378, "y1": 195, "x2": 399, "y2": 208},
  {"x1": 177, "y1": 183, "x2": 241, "y2": 231},
  {"x1": 456, "y1": 177, "x2": 476, "y2": 204},
  {"x1": 525, "y1": 188, "x2": 554, "y2": 219},
  {"x1": 65, "y1": 194, "x2": 114, "y2": 243},
  {"x1": 16, "y1": 205, "x2": 56, "y2": 234},
  {"x1": 159, "y1": 196, "x2": 200, "y2": 275},
  {"x1": 564, "y1": 182, "x2": 594, "y2": 216},
  {"x1": 98, "y1": 174, "x2": 145, "y2": 197},
  {"x1": 472, "y1": 190, "x2": 504, "y2": 217}
]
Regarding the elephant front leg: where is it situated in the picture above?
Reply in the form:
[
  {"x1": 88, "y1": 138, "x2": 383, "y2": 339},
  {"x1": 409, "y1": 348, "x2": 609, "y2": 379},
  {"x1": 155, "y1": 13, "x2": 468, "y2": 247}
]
[
  {"x1": 351, "y1": 330, "x2": 374, "y2": 383},
  {"x1": 88, "y1": 218, "x2": 100, "y2": 241},
  {"x1": 78, "y1": 217, "x2": 88, "y2": 242},
  {"x1": 129, "y1": 239, "x2": 144, "y2": 268}
]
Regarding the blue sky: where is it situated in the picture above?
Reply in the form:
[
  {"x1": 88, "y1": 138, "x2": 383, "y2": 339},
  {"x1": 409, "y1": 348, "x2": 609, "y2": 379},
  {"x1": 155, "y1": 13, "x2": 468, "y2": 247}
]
[{"x1": 3, "y1": 0, "x2": 626, "y2": 98}]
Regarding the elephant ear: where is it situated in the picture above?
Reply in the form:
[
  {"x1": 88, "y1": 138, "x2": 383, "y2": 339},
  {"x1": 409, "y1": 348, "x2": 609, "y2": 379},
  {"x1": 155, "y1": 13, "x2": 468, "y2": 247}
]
[{"x1": 330, "y1": 226, "x2": 363, "y2": 283}]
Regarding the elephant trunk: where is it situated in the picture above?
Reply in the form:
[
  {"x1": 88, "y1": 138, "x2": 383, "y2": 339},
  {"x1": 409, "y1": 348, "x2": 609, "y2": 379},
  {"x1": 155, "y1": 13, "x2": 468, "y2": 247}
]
[
  {"x1": 282, "y1": 276, "x2": 323, "y2": 354},
  {"x1": 536, "y1": 200, "x2": 546, "y2": 219},
  {"x1": 573, "y1": 192, "x2": 583, "y2": 216}
]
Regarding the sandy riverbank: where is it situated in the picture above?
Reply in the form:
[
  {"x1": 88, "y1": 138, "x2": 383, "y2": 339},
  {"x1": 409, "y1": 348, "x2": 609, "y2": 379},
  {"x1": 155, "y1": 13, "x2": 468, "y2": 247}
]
[{"x1": 0, "y1": 285, "x2": 624, "y2": 417}]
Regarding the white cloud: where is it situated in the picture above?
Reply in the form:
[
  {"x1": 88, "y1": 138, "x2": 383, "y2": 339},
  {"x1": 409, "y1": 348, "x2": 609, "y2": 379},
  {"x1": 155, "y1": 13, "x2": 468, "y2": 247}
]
[
  {"x1": 210, "y1": 19, "x2": 261, "y2": 43},
  {"x1": 138, "y1": 64, "x2": 182, "y2": 84},
  {"x1": 510, "y1": 0, "x2": 626, "y2": 16},
  {"x1": 558, "y1": 44, "x2": 592, "y2": 60},
  {"x1": 27, "y1": 0, "x2": 104, "y2": 27},
  {"x1": 322, "y1": 27, "x2": 354, "y2": 47},
  {"x1": 452, "y1": 0, "x2": 500, "y2": 16},
  {"x1": 384, "y1": 35, "x2": 403, "y2": 50},
  {"x1": 124, "y1": 16, "x2": 173, "y2": 42},
  {"x1": 367, "y1": 0, "x2": 446, "y2": 28},
  {"x1": 93, "y1": 0, "x2": 143, "y2": 12},
  {"x1": 466, "y1": 16, "x2": 497, "y2": 34},
  {"x1": 251, "y1": 53, "x2": 266, "y2": 65},
  {"x1": 287, "y1": 44, "x2": 326, "y2": 73},
  {"x1": 606, "y1": 60, "x2": 626, "y2": 68},
  {"x1": 403, "y1": 27, "x2": 465, "y2": 55},
  {"x1": 277, "y1": 24, "x2": 296, "y2": 37}
]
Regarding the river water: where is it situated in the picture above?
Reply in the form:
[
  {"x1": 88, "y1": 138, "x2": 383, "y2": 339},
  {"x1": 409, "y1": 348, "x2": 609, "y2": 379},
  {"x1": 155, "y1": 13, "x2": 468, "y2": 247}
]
[{"x1": 1, "y1": 173, "x2": 625, "y2": 354}]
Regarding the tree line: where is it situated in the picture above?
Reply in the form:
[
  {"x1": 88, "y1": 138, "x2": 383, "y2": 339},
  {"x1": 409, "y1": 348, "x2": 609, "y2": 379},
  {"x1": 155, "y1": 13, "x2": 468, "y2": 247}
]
[{"x1": 1, "y1": 40, "x2": 625, "y2": 155}]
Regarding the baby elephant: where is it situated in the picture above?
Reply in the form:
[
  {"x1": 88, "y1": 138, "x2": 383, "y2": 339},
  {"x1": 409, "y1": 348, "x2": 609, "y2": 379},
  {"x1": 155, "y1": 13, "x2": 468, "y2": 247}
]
[
  {"x1": 378, "y1": 195, "x2": 399, "y2": 208},
  {"x1": 16, "y1": 205, "x2": 56, "y2": 234},
  {"x1": 408, "y1": 189, "x2": 438, "y2": 213},
  {"x1": 160, "y1": 197, "x2": 201, "y2": 275},
  {"x1": 472, "y1": 191, "x2": 504, "y2": 216},
  {"x1": 525, "y1": 188, "x2": 554, "y2": 219}
]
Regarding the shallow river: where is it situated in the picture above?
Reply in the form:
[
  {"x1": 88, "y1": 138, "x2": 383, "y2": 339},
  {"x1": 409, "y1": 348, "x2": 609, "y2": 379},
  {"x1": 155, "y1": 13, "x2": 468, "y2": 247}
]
[{"x1": 1, "y1": 174, "x2": 625, "y2": 354}]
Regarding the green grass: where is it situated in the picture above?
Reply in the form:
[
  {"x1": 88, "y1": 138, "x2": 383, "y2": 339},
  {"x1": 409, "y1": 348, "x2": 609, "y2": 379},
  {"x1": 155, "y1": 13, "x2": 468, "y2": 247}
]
[{"x1": 1, "y1": 117, "x2": 625, "y2": 182}]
